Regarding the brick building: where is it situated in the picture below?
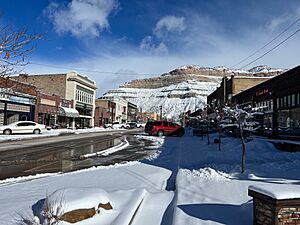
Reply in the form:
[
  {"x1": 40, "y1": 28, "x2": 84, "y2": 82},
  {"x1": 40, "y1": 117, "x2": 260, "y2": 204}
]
[
  {"x1": 15, "y1": 71, "x2": 97, "y2": 128},
  {"x1": 0, "y1": 78, "x2": 37, "y2": 125},
  {"x1": 94, "y1": 99, "x2": 116, "y2": 127},
  {"x1": 207, "y1": 76, "x2": 271, "y2": 107},
  {"x1": 36, "y1": 92, "x2": 61, "y2": 126},
  {"x1": 232, "y1": 65, "x2": 300, "y2": 134}
]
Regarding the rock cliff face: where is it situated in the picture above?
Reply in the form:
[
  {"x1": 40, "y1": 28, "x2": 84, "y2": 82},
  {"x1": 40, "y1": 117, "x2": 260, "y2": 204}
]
[
  {"x1": 104, "y1": 65, "x2": 284, "y2": 120},
  {"x1": 120, "y1": 65, "x2": 283, "y2": 89}
]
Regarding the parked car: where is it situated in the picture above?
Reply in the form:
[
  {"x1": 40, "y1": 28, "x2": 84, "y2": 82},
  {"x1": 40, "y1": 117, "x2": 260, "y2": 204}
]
[
  {"x1": 104, "y1": 121, "x2": 129, "y2": 129},
  {"x1": 136, "y1": 122, "x2": 146, "y2": 128},
  {"x1": 145, "y1": 120, "x2": 185, "y2": 137},
  {"x1": 126, "y1": 122, "x2": 137, "y2": 129},
  {"x1": 0, "y1": 121, "x2": 46, "y2": 135}
]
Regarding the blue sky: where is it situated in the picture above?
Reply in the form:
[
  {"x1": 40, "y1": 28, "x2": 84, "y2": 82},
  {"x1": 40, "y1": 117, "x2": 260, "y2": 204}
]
[{"x1": 1, "y1": 0, "x2": 300, "y2": 96}]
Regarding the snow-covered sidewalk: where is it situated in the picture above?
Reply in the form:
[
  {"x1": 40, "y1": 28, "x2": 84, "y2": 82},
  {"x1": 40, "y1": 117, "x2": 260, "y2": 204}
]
[{"x1": 1, "y1": 131, "x2": 300, "y2": 224}]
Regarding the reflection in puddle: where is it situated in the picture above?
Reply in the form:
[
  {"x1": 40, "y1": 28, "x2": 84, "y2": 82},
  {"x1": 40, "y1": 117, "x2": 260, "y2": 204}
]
[
  {"x1": 0, "y1": 134, "x2": 159, "y2": 181},
  {"x1": 0, "y1": 137, "x2": 122, "y2": 180}
]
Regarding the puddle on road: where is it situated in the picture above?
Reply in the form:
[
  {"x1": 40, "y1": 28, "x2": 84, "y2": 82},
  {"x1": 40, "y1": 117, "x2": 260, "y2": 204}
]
[
  {"x1": 0, "y1": 137, "x2": 122, "y2": 180},
  {"x1": 0, "y1": 134, "x2": 159, "y2": 180}
]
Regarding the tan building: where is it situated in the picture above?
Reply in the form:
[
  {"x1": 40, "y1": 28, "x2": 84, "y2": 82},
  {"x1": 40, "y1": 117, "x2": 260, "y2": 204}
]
[
  {"x1": 139, "y1": 112, "x2": 158, "y2": 122},
  {"x1": 15, "y1": 71, "x2": 97, "y2": 128},
  {"x1": 207, "y1": 75, "x2": 271, "y2": 107}
]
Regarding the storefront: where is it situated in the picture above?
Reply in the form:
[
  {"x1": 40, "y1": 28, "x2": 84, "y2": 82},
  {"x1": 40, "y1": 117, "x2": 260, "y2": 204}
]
[
  {"x1": 233, "y1": 65, "x2": 300, "y2": 135},
  {"x1": 0, "y1": 92, "x2": 36, "y2": 125},
  {"x1": 75, "y1": 102, "x2": 93, "y2": 128},
  {"x1": 58, "y1": 106, "x2": 79, "y2": 128}
]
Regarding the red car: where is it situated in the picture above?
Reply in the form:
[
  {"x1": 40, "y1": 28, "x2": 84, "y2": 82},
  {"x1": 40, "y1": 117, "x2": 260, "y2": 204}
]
[{"x1": 145, "y1": 121, "x2": 185, "y2": 137}]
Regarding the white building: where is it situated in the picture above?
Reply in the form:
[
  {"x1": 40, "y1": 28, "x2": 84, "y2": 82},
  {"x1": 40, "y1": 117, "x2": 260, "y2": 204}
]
[{"x1": 99, "y1": 96, "x2": 128, "y2": 123}]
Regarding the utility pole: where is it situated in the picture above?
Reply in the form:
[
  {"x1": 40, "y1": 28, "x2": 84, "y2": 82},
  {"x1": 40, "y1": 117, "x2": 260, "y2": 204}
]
[{"x1": 160, "y1": 105, "x2": 163, "y2": 120}]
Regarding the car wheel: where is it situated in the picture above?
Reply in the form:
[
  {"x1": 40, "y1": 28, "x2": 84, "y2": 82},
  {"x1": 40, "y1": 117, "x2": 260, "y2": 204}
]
[
  {"x1": 3, "y1": 129, "x2": 12, "y2": 135},
  {"x1": 177, "y1": 130, "x2": 184, "y2": 137},
  {"x1": 157, "y1": 130, "x2": 164, "y2": 137},
  {"x1": 33, "y1": 129, "x2": 41, "y2": 134}
]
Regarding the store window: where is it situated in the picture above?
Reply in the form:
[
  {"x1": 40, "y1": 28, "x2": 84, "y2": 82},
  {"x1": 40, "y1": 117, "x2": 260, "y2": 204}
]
[
  {"x1": 284, "y1": 96, "x2": 287, "y2": 107},
  {"x1": 292, "y1": 94, "x2": 295, "y2": 107}
]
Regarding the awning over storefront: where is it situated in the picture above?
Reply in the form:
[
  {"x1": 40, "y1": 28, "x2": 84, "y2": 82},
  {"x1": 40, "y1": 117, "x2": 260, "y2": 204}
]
[{"x1": 58, "y1": 107, "x2": 80, "y2": 118}]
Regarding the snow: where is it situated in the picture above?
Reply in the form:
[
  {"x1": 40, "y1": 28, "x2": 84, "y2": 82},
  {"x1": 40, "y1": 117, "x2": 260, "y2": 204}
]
[
  {"x1": 0, "y1": 127, "x2": 122, "y2": 142},
  {"x1": 47, "y1": 187, "x2": 112, "y2": 213},
  {"x1": 249, "y1": 184, "x2": 300, "y2": 200},
  {"x1": 1, "y1": 130, "x2": 300, "y2": 224},
  {"x1": 82, "y1": 138, "x2": 129, "y2": 158},
  {"x1": 105, "y1": 80, "x2": 220, "y2": 119}
]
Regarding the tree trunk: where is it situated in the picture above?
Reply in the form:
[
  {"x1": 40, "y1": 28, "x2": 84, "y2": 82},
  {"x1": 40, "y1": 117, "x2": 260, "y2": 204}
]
[{"x1": 240, "y1": 126, "x2": 245, "y2": 173}]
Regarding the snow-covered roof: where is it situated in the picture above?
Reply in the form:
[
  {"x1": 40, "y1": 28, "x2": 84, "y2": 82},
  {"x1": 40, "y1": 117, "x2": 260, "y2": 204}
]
[{"x1": 249, "y1": 184, "x2": 300, "y2": 200}]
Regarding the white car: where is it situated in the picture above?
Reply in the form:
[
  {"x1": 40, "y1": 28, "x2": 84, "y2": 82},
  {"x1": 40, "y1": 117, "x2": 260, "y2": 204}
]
[
  {"x1": 136, "y1": 122, "x2": 146, "y2": 128},
  {"x1": 0, "y1": 121, "x2": 46, "y2": 135}
]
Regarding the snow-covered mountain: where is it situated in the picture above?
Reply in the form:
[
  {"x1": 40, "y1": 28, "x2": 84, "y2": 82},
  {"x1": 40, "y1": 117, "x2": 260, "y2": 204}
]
[{"x1": 103, "y1": 65, "x2": 284, "y2": 120}]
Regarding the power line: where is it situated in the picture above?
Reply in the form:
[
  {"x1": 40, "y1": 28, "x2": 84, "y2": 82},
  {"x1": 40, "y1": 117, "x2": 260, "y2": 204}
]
[
  {"x1": 231, "y1": 17, "x2": 300, "y2": 68},
  {"x1": 239, "y1": 27, "x2": 300, "y2": 69},
  {"x1": 29, "y1": 62, "x2": 159, "y2": 76}
]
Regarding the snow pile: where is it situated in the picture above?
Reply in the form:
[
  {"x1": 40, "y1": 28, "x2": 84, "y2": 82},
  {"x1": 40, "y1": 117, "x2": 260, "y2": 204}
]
[
  {"x1": 0, "y1": 162, "x2": 173, "y2": 225},
  {"x1": 82, "y1": 138, "x2": 129, "y2": 158},
  {"x1": 135, "y1": 135, "x2": 165, "y2": 160},
  {"x1": 46, "y1": 187, "x2": 112, "y2": 214},
  {"x1": 135, "y1": 134, "x2": 165, "y2": 147},
  {"x1": 181, "y1": 167, "x2": 232, "y2": 181}
]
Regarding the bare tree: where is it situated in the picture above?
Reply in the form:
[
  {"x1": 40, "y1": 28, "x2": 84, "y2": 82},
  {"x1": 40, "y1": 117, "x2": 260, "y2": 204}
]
[
  {"x1": 223, "y1": 106, "x2": 250, "y2": 173},
  {"x1": 0, "y1": 24, "x2": 42, "y2": 77}
]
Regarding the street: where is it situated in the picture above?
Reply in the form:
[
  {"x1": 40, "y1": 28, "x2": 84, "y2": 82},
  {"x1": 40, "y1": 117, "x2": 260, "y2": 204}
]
[{"x1": 0, "y1": 129, "x2": 156, "y2": 180}]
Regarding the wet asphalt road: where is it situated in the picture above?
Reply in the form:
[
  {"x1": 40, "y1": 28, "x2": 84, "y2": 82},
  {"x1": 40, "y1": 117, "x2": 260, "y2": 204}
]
[{"x1": 0, "y1": 129, "x2": 157, "y2": 180}]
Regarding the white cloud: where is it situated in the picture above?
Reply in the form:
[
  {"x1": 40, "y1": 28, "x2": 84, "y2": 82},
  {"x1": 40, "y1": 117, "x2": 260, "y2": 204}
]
[
  {"x1": 45, "y1": 0, "x2": 119, "y2": 38},
  {"x1": 140, "y1": 36, "x2": 169, "y2": 55},
  {"x1": 30, "y1": 7, "x2": 300, "y2": 97},
  {"x1": 154, "y1": 15, "x2": 186, "y2": 38},
  {"x1": 267, "y1": 7, "x2": 300, "y2": 31}
]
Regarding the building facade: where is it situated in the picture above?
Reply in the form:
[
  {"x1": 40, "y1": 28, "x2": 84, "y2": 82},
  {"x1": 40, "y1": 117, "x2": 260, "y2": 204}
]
[
  {"x1": 0, "y1": 78, "x2": 36, "y2": 125},
  {"x1": 15, "y1": 71, "x2": 97, "y2": 128},
  {"x1": 94, "y1": 99, "x2": 116, "y2": 127},
  {"x1": 98, "y1": 96, "x2": 127, "y2": 123},
  {"x1": 207, "y1": 76, "x2": 271, "y2": 107},
  {"x1": 233, "y1": 65, "x2": 300, "y2": 134},
  {"x1": 36, "y1": 92, "x2": 61, "y2": 126},
  {"x1": 127, "y1": 101, "x2": 138, "y2": 122}
]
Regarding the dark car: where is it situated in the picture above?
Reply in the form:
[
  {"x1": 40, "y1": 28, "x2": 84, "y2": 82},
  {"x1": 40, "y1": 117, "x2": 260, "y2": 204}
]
[{"x1": 145, "y1": 120, "x2": 185, "y2": 137}]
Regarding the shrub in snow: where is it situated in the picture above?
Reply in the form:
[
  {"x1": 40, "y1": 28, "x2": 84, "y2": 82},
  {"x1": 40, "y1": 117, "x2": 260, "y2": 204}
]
[{"x1": 16, "y1": 187, "x2": 113, "y2": 225}]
